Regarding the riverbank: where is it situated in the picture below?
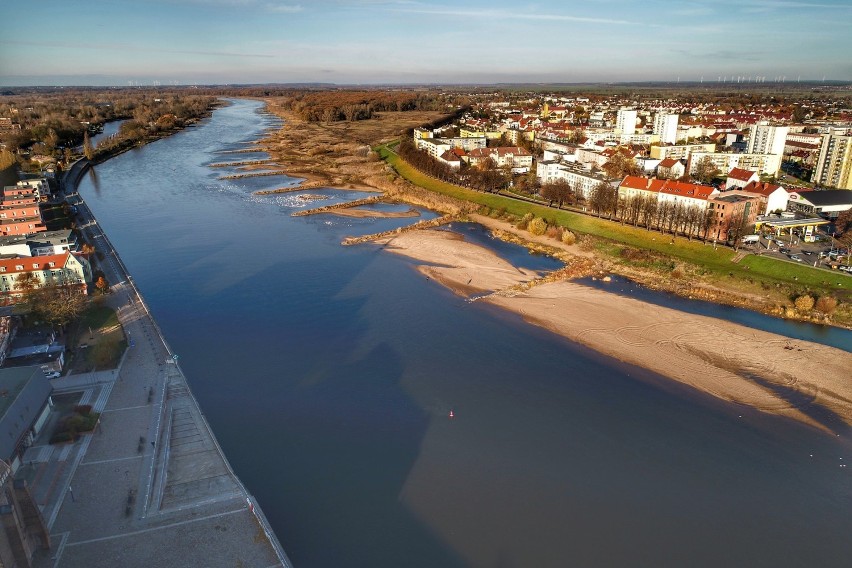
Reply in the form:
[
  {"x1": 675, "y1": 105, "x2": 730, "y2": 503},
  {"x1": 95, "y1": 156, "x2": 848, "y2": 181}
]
[
  {"x1": 40, "y1": 152, "x2": 292, "y2": 567},
  {"x1": 381, "y1": 228, "x2": 852, "y2": 433}
]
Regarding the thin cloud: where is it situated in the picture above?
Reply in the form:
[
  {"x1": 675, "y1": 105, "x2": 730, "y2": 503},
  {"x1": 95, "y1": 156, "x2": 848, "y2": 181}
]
[
  {"x1": 264, "y1": 2, "x2": 303, "y2": 12},
  {"x1": 161, "y1": 0, "x2": 302, "y2": 12},
  {"x1": 0, "y1": 40, "x2": 274, "y2": 59},
  {"x1": 393, "y1": 7, "x2": 636, "y2": 25}
]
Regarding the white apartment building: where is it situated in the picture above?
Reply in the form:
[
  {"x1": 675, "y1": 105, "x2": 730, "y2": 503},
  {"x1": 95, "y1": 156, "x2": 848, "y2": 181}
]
[
  {"x1": 0, "y1": 252, "x2": 91, "y2": 303},
  {"x1": 688, "y1": 152, "x2": 783, "y2": 178},
  {"x1": 616, "y1": 109, "x2": 637, "y2": 135},
  {"x1": 653, "y1": 112, "x2": 679, "y2": 144},
  {"x1": 650, "y1": 143, "x2": 716, "y2": 161},
  {"x1": 812, "y1": 133, "x2": 852, "y2": 189},
  {"x1": 747, "y1": 121, "x2": 788, "y2": 155},
  {"x1": 467, "y1": 147, "x2": 533, "y2": 173},
  {"x1": 536, "y1": 161, "x2": 616, "y2": 200}
]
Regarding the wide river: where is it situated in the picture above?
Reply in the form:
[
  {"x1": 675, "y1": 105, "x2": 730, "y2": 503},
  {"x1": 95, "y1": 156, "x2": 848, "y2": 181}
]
[{"x1": 78, "y1": 99, "x2": 852, "y2": 568}]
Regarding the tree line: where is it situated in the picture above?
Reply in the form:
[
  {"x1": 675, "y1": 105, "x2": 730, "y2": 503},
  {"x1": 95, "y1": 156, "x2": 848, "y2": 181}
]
[
  {"x1": 274, "y1": 90, "x2": 459, "y2": 123},
  {"x1": 397, "y1": 138, "x2": 510, "y2": 193}
]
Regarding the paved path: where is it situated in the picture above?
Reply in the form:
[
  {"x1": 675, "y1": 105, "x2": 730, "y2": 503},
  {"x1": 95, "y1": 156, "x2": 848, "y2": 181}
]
[{"x1": 29, "y1": 170, "x2": 291, "y2": 567}]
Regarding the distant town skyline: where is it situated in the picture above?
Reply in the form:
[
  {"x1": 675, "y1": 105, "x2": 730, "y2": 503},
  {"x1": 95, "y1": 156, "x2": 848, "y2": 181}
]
[{"x1": 2, "y1": 0, "x2": 851, "y2": 86}]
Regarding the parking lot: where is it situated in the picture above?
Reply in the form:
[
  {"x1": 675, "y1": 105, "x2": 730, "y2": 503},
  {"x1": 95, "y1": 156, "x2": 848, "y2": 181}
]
[{"x1": 742, "y1": 233, "x2": 850, "y2": 272}]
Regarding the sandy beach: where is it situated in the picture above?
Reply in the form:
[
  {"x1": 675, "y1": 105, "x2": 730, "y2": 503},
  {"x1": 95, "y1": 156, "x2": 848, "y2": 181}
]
[{"x1": 382, "y1": 228, "x2": 852, "y2": 432}]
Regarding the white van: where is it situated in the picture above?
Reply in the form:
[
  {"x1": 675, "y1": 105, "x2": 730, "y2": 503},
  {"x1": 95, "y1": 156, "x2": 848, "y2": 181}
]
[{"x1": 742, "y1": 235, "x2": 760, "y2": 244}]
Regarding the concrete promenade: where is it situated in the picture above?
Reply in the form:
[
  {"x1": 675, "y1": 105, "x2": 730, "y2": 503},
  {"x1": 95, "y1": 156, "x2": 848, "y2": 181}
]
[{"x1": 28, "y1": 161, "x2": 292, "y2": 567}]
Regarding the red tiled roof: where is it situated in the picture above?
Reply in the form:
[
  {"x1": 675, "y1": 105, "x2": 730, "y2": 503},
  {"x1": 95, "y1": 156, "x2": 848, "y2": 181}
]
[
  {"x1": 660, "y1": 180, "x2": 716, "y2": 200},
  {"x1": 740, "y1": 181, "x2": 783, "y2": 197},
  {"x1": 619, "y1": 176, "x2": 715, "y2": 200},
  {"x1": 0, "y1": 252, "x2": 70, "y2": 275},
  {"x1": 727, "y1": 167, "x2": 757, "y2": 181},
  {"x1": 658, "y1": 158, "x2": 680, "y2": 168}
]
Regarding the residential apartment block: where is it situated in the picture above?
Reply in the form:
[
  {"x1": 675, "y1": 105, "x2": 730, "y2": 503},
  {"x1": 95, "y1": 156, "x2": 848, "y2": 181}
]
[
  {"x1": 747, "y1": 121, "x2": 788, "y2": 156},
  {"x1": 537, "y1": 161, "x2": 616, "y2": 200},
  {"x1": 688, "y1": 151, "x2": 782, "y2": 178},
  {"x1": 650, "y1": 143, "x2": 716, "y2": 161},
  {"x1": 0, "y1": 252, "x2": 91, "y2": 304},
  {"x1": 812, "y1": 133, "x2": 852, "y2": 190},
  {"x1": 0, "y1": 186, "x2": 46, "y2": 237},
  {"x1": 653, "y1": 112, "x2": 679, "y2": 145}
]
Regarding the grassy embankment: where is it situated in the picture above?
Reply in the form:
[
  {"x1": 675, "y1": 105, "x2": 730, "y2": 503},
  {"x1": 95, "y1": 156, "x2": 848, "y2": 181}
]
[{"x1": 376, "y1": 142, "x2": 852, "y2": 324}]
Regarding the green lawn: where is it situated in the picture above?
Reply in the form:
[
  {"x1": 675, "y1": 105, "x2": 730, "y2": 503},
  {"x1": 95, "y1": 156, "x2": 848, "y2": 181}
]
[{"x1": 377, "y1": 142, "x2": 851, "y2": 296}]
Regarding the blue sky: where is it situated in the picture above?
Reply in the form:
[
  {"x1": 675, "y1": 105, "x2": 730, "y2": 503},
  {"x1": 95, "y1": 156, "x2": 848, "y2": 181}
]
[{"x1": 1, "y1": 0, "x2": 850, "y2": 86}]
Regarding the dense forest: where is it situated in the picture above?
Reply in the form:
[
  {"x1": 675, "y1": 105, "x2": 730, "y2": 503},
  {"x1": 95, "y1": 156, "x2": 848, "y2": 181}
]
[{"x1": 270, "y1": 90, "x2": 466, "y2": 123}]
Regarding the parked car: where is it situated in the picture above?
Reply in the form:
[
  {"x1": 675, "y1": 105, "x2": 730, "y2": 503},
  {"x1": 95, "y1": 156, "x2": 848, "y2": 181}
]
[
  {"x1": 789, "y1": 254, "x2": 803, "y2": 262},
  {"x1": 43, "y1": 371, "x2": 61, "y2": 379},
  {"x1": 779, "y1": 246, "x2": 791, "y2": 254},
  {"x1": 840, "y1": 265, "x2": 852, "y2": 273}
]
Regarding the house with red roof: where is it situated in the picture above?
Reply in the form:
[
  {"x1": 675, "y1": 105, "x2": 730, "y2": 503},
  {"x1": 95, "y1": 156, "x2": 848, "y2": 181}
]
[
  {"x1": 437, "y1": 149, "x2": 463, "y2": 170},
  {"x1": 725, "y1": 167, "x2": 760, "y2": 189},
  {"x1": 735, "y1": 181, "x2": 789, "y2": 214},
  {"x1": 657, "y1": 158, "x2": 685, "y2": 180},
  {"x1": 0, "y1": 252, "x2": 91, "y2": 305}
]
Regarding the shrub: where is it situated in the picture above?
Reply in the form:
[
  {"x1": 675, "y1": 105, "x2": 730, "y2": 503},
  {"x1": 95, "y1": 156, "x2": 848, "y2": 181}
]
[
  {"x1": 794, "y1": 294, "x2": 815, "y2": 312},
  {"x1": 815, "y1": 296, "x2": 838, "y2": 315},
  {"x1": 546, "y1": 226, "x2": 563, "y2": 240},
  {"x1": 515, "y1": 219, "x2": 529, "y2": 230},
  {"x1": 74, "y1": 404, "x2": 93, "y2": 414},
  {"x1": 528, "y1": 217, "x2": 547, "y2": 236},
  {"x1": 671, "y1": 268, "x2": 684, "y2": 279},
  {"x1": 562, "y1": 230, "x2": 577, "y2": 245}
]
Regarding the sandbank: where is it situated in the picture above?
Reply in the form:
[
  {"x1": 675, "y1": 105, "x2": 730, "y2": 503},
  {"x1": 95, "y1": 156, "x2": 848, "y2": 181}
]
[{"x1": 382, "y1": 228, "x2": 852, "y2": 432}]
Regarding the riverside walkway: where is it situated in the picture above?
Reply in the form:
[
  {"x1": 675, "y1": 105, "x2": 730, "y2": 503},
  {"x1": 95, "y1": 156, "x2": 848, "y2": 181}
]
[{"x1": 30, "y1": 161, "x2": 291, "y2": 567}]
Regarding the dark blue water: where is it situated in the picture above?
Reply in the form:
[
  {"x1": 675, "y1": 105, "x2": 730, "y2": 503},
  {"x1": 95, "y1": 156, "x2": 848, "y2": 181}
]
[
  {"x1": 77, "y1": 99, "x2": 852, "y2": 568},
  {"x1": 580, "y1": 275, "x2": 852, "y2": 353}
]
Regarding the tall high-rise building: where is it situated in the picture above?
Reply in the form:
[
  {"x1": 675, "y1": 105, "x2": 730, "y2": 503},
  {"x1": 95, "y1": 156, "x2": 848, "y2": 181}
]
[
  {"x1": 747, "y1": 121, "x2": 788, "y2": 155},
  {"x1": 653, "y1": 112, "x2": 679, "y2": 144},
  {"x1": 812, "y1": 133, "x2": 852, "y2": 189},
  {"x1": 615, "y1": 109, "x2": 637, "y2": 135}
]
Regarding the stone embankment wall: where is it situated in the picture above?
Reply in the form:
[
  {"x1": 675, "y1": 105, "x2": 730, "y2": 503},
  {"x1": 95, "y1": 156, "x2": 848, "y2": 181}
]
[{"x1": 342, "y1": 214, "x2": 457, "y2": 245}]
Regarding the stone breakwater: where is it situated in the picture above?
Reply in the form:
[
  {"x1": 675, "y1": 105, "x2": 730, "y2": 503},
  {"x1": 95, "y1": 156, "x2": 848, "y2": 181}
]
[
  {"x1": 208, "y1": 159, "x2": 271, "y2": 168},
  {"x1": 342, "y1": 214, "x2": 457, "y2": 245},
  {"x1": 291, "y1": 196, "x2": 384, "y2": 216},
  {"x1": 218, "y1": 169, "x2": 292, "y2": 180}
]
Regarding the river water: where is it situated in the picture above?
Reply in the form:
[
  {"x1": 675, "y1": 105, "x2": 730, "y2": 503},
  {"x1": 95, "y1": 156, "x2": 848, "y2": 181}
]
[{"x1": 77, "y1": 99, "x2": 852, "y2": 568}]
